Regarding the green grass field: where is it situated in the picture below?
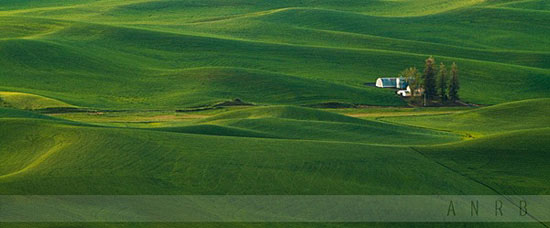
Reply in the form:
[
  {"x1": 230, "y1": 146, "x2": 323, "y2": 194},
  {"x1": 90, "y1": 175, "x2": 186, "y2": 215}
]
[
  {"x1": 0, "y1": 0, "x2": 549, "y2": 227},
  {"x1": 1, "y1": 0, "x2": 550, "y2": 108}
]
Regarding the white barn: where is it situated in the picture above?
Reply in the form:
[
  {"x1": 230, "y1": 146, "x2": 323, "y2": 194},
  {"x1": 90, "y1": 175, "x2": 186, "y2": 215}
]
[
  {"x1": 375, "y1": 78, "x2": 397, "y2": 88},
  {"x1": 376, "y1": 77, "x2": 408, "y2": 89}
]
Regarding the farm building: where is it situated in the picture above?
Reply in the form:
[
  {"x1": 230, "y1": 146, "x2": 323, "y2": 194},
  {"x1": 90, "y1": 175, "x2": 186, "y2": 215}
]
[
  {"x1": 396, "y1": 77, "x2": 408, "y2": 89},
  {"x1": 397, "y1": 86, "x2": 411, "y2": 97},
  {"x1": 375, "y1": 77, "x2": 408, "y2": 89},
  {"x1": 397, "y1": 86, "x2": 424, "y2": 97},
  {"x1": 375, "y1": 78, "x2": 397, "y2": 88}
]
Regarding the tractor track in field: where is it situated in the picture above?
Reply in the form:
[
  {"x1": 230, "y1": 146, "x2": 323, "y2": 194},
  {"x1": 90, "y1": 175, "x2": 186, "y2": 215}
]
[{"x1": 410, "y1": 146, "x2": 549, "y2": 227}]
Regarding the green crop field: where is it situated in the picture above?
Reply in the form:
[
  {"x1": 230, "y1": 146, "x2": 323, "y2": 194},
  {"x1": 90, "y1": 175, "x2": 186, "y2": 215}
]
[{"x1": 0, "y1": 0, "x2": 549, "y2": 227}]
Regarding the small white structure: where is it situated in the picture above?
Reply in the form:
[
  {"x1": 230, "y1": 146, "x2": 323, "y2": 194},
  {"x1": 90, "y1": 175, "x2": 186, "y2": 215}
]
[
  {"x1": 397, "y1": 86, "x2": 424, "y2": 97},
  {"x1": 397, "y1": 86, "x2": 412, "y2": 97}
]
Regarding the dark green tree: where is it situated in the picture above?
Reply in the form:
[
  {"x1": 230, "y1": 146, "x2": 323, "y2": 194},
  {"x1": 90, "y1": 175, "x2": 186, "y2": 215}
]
[
  {"x1": 436, "y1": 62, "x2": 448, "y2": 103},
  {"x1": 422, "y1": 57, "x2": 437, "y2": 102},
  {"x1": 448, "y1": 62, "x2": 460, "y2": 103}
]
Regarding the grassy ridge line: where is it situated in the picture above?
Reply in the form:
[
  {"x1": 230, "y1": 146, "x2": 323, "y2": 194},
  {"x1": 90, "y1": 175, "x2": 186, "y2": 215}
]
[
  {"x1": 13, "y1": 5, "x2": 550, "y2": 54},
  {"x1": 288, "y1": 26, "x2": 550, "y2": 66},
  {"x1": 383, "y1": 98, "x2": 550, "y2": 136},
  {"x1": 5, "y1": 0, "x2": 550, "y2": 54},
  {"x1": 43, "y1": 23, "x2": 550, "y2": 105},
  {"x1": 4, "y1": 13, "x2": 549, "y2": 70},
  {"x1": 357, "y1": 0, "x2": 487, "y2": 17},
  {"x1": 200, "y1": 106, "x2": 368, "y2": 124},
  {"x1": 0, "y1": 20, "x2": 412, "y2": 107},
  {"x1": 7, "y1": 2, "x2": 550, "y2": 52},
  {"x1": 483, "y1": 6, "x2": 550, "y2": 13},
  {"x1": 0, "y1": 117, "x2": 496, "y2": 195},
  {"x1": 0, "y1": 0, "x2": 488, "y2": 18},
  {"x1": 0, "y1": 107, "x2": 107, "y2": 129},
  {"x1": 188, "y1": 7, "x2": 295, "y2": 24},
  {"x1": 22, "y1": 19, "x2": 550, "y2": 74},
  {"x1": 12, "y1": 19, "x2": 547, "y2": 105},
  {"x1": 0, "y1": 117, "x2": 74, "y2": 178},
  {"x1": 0, "y1": 39, "x2": 544, "y2": 108},
  {"x1": 0, "y1": 107, "x2": 63, "y2": 121},
  {"x1": 247, "y1": 7, "x2": 550, "y2": 51},
  {"x1": 213, "y1": 118, "x2": 460, "y2": 145},
  {"x1": 0, "y1": 136, "x2": 69, "y2": 179},
  {"x1": 4, "y1": 25, "x2": 410, "y2": 108},
  {"x1": 151, "y1": 124, "x2": 281, "y2": 139},
  {"x1": 0, "y1": 16, "x2": 70, "y2": 40},
  {"x1": 485, "y1": 0, "x2": 550, "y2": 11},
  {"x1": 27, "y1": 11, "x2": 550, "y2": 72},
  {"x1": 177, "y1": 5, "x2": 481, "y2": 24},
  {"x1": 0, "y1": 0, "x2": 96, "y2": 11},
  {"x1": 183, "y1": 106, "x2": 460, "y2": 145},
  {"x1": 1, "y1": 7, "x2": 549, "y2": 106},
  {"x1": 2, "y1": 105, "x2": 547, "y2": 196},
  {"x1": 0, "y1": 91, "x2": 74, "y2": 110},
  {"x1": 126, "y1": 22, "x2": 550, "y2": 71},
  {"x1": 174, "y1": 15, "x2": 550, "y2": 56},
  {"x1": 170, "y1": 13, "x2": 550, "y2": 69}
]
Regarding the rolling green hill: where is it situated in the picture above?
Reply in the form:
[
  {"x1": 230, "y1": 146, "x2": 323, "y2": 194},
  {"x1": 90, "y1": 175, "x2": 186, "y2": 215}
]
[
  {"x1": 386, "y1": 99, "x2": 550, "y2": 194},
  {"x1": 0, "y1": 0, "x2": 549, "y2": 108},
  {"x1": 187, "y1": 106, "x2": 461, "y2": 144},
  {"x1": 0, "y1": 107, "x2": 62, "y2": 120},
  {"x1": 0, "y1": 100, "x2": 549, "y2": 228},
  {"x1": 0, "y1": 91, "x2": 74, "y2": 110},
  {"x1": 1, "y1": 1, "x2": 549, "y2": 227},
  {"x1": 1, "y1": 101, "x2": 547, "y2": 196},
  {"x1": 383, "y1": 98, "x2": 550, "y2": 135},
  {"x1": 417, "y1": 128, "x2": 550, "y2": 195},
  {"x1": 0, "y1": 111, "x2": 489, "y2": 195}
]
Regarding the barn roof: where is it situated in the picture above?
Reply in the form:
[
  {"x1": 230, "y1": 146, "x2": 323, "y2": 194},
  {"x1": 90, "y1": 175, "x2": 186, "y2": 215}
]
[{"x1": 378, "y1": 78, "x2": 397, "y2": 86}]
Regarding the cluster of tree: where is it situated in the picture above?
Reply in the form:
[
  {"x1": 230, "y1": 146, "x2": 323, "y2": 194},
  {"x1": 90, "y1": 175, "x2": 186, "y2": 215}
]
[{"x1": 400, "y1": 57, "x2": 460, "y2": 105}]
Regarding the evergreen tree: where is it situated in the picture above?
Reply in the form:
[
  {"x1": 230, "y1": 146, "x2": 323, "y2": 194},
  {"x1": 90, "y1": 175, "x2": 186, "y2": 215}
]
[
  {"x1": 436, "y1": 62, "x2": 448, "y2": 103},
  {"x1": 448, "y1": 62, "x2": 460, "y2": 103},
  {"x1": 422, "y1": 57, "x2": 437, "y2": 101}
]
